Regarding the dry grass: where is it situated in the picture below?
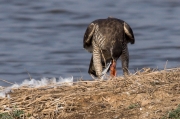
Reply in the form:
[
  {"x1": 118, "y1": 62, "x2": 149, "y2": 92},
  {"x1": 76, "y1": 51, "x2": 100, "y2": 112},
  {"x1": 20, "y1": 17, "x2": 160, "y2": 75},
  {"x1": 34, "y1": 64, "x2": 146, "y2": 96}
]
[{"x1": 0, "y1": 67, "x2": 180, "y2": 119}]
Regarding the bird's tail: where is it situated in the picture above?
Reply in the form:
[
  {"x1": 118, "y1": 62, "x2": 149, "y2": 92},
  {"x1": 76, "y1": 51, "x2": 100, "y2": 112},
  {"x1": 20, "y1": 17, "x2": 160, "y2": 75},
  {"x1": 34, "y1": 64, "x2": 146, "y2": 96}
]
[{"x1": 124, "y1": 22, "x2": 135, "y2": 44}]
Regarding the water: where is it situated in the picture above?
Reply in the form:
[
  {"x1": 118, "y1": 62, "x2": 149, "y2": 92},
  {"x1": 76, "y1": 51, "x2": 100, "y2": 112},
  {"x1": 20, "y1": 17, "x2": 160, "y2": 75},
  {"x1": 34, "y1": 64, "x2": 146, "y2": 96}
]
[{"x1": 0, "y1": 0, "x2": 180, "y2": 86}]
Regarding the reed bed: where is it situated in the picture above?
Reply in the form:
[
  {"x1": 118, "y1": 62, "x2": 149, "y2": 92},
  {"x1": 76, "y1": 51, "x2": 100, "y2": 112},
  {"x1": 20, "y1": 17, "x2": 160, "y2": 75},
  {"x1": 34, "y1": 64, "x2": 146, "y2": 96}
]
[{"x1": 0, "y1": 67, "x2": 180, "y2": 119}]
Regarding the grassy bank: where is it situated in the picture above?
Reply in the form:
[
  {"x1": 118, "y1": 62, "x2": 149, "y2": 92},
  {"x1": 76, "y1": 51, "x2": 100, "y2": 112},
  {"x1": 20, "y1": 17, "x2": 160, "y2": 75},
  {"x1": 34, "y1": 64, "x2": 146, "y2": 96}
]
[{"x1": 0, "y1": 67, "x2": 180, "y2": 119}]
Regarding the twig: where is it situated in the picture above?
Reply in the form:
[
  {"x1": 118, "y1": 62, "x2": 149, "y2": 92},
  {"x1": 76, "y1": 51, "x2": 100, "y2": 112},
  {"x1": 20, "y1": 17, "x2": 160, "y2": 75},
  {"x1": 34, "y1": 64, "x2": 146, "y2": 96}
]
[
  {"x1": 0, "y1": 78, "x2": 14, "y2": 85},
  {"x1": 164, "y1": 60, "x2": 168, "y2": 70},
  {"x1": 76, "y1": 65, "x2": 83, "y2": 81},
  {"x1": 164, "y1": 67, "x2": 180, "y2": 71},
  {"x1": 24, "y1": 68, "x2": 32, "y2": 80}
]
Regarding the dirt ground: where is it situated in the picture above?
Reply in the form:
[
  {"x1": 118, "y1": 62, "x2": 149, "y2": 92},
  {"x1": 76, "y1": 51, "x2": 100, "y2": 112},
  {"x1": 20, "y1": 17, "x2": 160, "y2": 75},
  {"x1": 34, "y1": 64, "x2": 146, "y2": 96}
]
[{"x1": 0, "y1": 67, "x2": 180, "y2": 119}]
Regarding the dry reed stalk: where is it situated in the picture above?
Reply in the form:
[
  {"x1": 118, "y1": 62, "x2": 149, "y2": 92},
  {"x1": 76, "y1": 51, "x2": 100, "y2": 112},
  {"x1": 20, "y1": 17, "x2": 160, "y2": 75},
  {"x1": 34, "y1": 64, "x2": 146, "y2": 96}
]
[
  {"x1": 0, "y1": 78, "x2": 14, "y2": 85},
  {"x1": 0, "y1": 67, "x2": 179, "y2": 119}
]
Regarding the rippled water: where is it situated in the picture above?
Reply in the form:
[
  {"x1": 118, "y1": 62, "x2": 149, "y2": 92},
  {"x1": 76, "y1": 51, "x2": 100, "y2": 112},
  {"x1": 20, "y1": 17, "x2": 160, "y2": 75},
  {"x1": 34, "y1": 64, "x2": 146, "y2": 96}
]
[{"x1": 0, "y1": 0, "x2": 180, "y2": 86}]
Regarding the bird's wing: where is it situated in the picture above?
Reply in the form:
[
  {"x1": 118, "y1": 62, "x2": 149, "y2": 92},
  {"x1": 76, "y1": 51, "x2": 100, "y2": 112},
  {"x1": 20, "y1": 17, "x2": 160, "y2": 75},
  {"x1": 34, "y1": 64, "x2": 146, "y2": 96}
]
[
  {"x1": 83, "y1": 23, "x2": 95, "y2": 53},
  {"x1": 124, "y1": 22, "x2": 135, "y2": 44},
  {"x1": 88, "y1": 55, "x2": 97, "y2": 77}
]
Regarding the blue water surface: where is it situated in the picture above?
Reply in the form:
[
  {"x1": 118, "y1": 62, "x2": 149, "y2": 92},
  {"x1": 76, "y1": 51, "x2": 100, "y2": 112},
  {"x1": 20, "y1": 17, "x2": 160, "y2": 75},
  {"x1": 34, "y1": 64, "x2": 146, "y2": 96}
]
[{"x1": 0, "y1": 0, "x2": 179, "y2": 86}]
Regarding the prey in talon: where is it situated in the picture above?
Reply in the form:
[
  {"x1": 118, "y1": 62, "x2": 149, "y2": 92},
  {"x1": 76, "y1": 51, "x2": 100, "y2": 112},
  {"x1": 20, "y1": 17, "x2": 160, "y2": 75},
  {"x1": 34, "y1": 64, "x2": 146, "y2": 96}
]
[{"x1": 83, "y1": 17, "x2": 135, "y2": 79}]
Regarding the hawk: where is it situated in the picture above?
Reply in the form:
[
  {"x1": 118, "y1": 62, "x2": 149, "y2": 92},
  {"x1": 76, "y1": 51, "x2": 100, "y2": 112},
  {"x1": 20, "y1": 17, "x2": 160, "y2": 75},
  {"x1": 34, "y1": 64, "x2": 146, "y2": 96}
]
[{"x1": 83, "y1": 17, "x2": 135, "y2": 79}]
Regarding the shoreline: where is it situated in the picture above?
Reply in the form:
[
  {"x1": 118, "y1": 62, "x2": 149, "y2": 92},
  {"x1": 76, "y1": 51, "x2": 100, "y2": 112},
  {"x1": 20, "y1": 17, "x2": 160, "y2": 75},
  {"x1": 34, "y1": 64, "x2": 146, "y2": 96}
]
[{"x1": 0, "y1": 67, "x2": 180, "y2": 119}]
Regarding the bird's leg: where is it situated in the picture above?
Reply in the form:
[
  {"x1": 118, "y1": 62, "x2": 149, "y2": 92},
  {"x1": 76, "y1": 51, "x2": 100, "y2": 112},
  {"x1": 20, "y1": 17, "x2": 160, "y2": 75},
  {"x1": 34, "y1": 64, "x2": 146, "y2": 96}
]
[
  {"x1": 92, "y1": 41, "x2": 102, "y2": 78},
  {"x1": 121, "y1": 44, "x2": 129, "y2": 75},
  {"x1": 110, "y1": 60, "x2": 117, "y2": 77}
]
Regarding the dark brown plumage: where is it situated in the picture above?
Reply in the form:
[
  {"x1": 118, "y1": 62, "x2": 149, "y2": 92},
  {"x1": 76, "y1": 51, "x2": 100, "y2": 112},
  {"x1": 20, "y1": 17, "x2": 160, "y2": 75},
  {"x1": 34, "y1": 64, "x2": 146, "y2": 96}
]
[{"x1": 83, "y1": 17, "x2": 135, "y2": 79}]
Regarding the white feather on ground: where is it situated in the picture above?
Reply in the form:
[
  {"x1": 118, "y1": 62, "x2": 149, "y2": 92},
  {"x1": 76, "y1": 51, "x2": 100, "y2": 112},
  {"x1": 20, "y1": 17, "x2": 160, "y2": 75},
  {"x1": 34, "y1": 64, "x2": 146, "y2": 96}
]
[{"x1": 0, "y1": 76, "x2": 73, "y2": 98}]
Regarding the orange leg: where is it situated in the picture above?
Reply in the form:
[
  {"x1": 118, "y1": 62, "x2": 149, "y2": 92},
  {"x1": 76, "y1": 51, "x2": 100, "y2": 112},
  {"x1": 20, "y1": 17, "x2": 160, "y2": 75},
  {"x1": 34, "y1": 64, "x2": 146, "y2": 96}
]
[{"x1": 110, "y1": 60, "x2": 117, "y2": 77}]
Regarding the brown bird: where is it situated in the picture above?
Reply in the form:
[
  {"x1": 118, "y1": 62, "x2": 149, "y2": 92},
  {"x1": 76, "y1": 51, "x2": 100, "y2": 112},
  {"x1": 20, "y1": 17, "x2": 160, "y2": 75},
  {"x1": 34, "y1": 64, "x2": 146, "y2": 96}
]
[{"x1": 83, "y1": 17, "x2": 135, "y2": 79}]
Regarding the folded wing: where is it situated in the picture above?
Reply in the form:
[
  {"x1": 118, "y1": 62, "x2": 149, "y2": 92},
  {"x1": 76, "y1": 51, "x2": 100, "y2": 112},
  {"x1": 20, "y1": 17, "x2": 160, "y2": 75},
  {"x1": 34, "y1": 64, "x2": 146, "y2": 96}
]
[{"x1": 83, "y1": 23, "x2": 95, "y2": 53}]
